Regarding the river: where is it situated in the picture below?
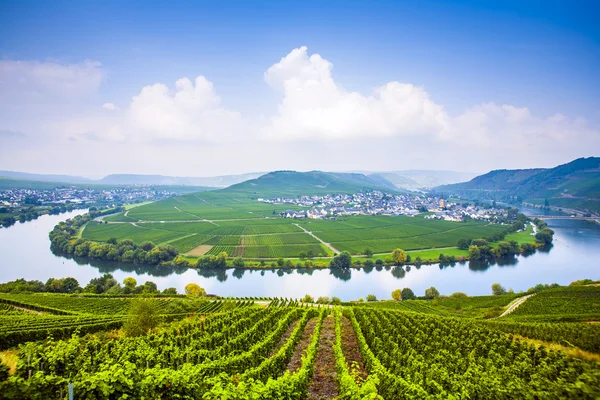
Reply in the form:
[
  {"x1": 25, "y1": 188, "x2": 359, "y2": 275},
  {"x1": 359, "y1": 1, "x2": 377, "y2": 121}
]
[{"x1": 0, "y1": 210, "x2": 598, "y2": 301}]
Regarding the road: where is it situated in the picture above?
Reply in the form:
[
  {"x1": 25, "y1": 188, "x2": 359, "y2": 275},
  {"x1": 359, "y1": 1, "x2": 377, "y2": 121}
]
[
  {"x1": 294, "y1": 223, "x2": 340, "y2": 255},
  {"x1": 497, "y1": 294, "x2": 535, "y2": 318}
]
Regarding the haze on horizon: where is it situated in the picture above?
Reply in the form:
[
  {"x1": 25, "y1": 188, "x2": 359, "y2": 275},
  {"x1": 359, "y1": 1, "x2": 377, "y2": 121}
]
[{"x1": 1, "y1": 0, "x2": 599, "y2": 177}]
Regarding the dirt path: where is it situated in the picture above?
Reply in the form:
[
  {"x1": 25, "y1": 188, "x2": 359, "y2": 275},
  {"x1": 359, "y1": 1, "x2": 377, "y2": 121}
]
[
  {"x1": 497, "y1": 294, "x2": 535, "y2": 318},
  {"x1": 268, "y1": 319, "x2": 301, "y2": 357},
  {"x1": 340, "y1": 316, "x2": 367, "y2": 382},
  {"x1": 307, "y1": 314, "x2": 338, "y2": 400},
  {"x1": 287, "y1": 317, "x2": 319, "y2": 373},
  {"x1": 294, "y1": 224, "x2": 340, "y2": 255},
  {"x1": 8, "y1": 304, "x2": 45, "y2": 314}
]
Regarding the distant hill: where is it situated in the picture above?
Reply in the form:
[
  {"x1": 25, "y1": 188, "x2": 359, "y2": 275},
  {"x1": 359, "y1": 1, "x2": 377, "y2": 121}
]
[
  {"x1": 363, "y1": 170, "x2": 477, "y2": 190},
  {"x1": 99, "y1": 172, "x2": 264, "y2": 187},
  {"x1": 0, "y1": 170, "x2": 264, "y2": 188},
  {"x1": 434, "y1": 157, "x2": 600, "y2": 213},
  {"x1": 0, "y1": 177, "x2": 214, "y2": 193},
  {"x1": 224, "y1": 170, "x2": 398, "y2": 196},
  {"x1": 0, "y1": 171, "x2": 92, "y2": 184}
]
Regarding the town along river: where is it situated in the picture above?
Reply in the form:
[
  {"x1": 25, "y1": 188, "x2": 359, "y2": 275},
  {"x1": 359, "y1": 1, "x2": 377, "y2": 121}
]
[{"x1": 0, "y1": 210, "x2": 599, "y2": 301}]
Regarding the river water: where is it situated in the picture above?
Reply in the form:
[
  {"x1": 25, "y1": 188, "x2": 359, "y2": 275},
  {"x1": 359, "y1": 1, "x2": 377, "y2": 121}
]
[{"x1": 0, "y1": 210, "x2": 598, "y2": 301}]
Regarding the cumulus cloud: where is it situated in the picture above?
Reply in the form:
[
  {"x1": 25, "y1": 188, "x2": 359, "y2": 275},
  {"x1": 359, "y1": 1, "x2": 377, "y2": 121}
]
[
  {"x1": 0, "y1": 59, "x2": 105, "y2": 98},
  {"x1": 120, "y1": 76, "x2": 242, "y2": 142},
  {"x1": 263, "y1": 46, "x2": 448, "y2": 140},
  {"x1": 1, "y1": 49, "x2": 597, "y2": 175},
  {"x1": 102, "y1": 103, "x2": 118, "y2": 111},
  {"x1": 260, "y1": 46, "x2": 599, "y2": 164}
]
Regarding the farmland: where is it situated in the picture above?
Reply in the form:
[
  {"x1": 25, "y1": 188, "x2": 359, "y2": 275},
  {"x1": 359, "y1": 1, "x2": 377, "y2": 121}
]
[
  {"x1": 0, "y1": 287, "x2": 599, "y2": 398},
  {"x1": 82, "y1": 191, "x2": 515, "y2": 260}
]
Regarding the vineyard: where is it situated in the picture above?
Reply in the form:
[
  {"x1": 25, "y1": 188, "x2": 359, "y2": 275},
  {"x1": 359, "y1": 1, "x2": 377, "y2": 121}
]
[
  {"x1": 0, "y1": 294, "x2": 248, "y2": 350},
  {"x1": 507, "y1": 286, "x2": 600, "y2": 322},
  {"x1": 0, "y1": 290, "x2": 599, "y2": 399},
  {"x1": 79, "y1": 191, "x2": 520, "y2": 259}
]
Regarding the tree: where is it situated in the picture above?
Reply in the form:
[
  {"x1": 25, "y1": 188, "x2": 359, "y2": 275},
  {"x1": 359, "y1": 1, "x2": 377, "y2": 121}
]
[
  {"x1": 330, "y1": 251, "x2": 352, "y2": 268},
  {"x1": 306, "y1": 250, "x2": 315, "y2": 259},
  {"x1": 401, "y1": 288, "x2": 416, "y2": 300},
  {"x1": 468, "y1": 245, "x2": 482, "y2": 260},
  {"x1": 44, "y1": 278, "x2": 64, "y2": 293},
  {"x1": 364, "y1": 248, "x2": 373, "y2": 258},
  {"x1": 123, "y1": 300, "x2": 159, "y2": 337},
  {"x1": 391, "y1": 289, "x2": 402, "y2": 301},
  {"x1": 331, "y1": 296, "x2": 341, "y2": 305},
  {"x1": 366, "y1": 294, "x2": 377, "y2": 302},
  {"x1": 59, "y1": 277, "x2": 80, "y2": 293},
  {"x1": 302, "y1": 294, "x2": 314, "y2": 303},
  {"x1": 299, "y1": 251, "x2": 307, "y2": 260},
  {"x1": 316, "y1": 296, "x2": 329, "y2": 304},
  {"x1": 140, "y1": 241, "x2": 155, "y2": 251},
  {"x1": 123, "y1": 277, "x2": 137, "y2": 289},
  {"x1": 491, "y1": 283, "x2": 506, "y2": 295},
  {"x1": 425, "y1": 286, "x2": 440, "y2": 299},
  {"x1": 162, "y1": 287, "x2": 177, "y2": 295},
  {"x1": 391, "y1": 248, "x2": 407, "y2": 265},
  {"x1": 185, "y1": 283, "x2": 206, "y2": 297},
  {"x1": 142, "y1": 281, "x2": 158, "y2": 294},
  {"x1": 450, "y1": 292, "x2": 468, "y2": 298},
  {"x1": 232, "y1": 257, "x2": 245, "y2": 268},
  {"x1": 535, "y1": 228, "x2": 554, "y2": 245},
  {"x1": 457, "y1": 238, "x2": 470, "y2": 250}
]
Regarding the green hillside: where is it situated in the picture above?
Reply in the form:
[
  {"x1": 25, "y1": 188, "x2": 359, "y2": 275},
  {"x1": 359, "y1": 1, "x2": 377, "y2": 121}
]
[
  {"x1": 225, "y1": 170, "x2": 397, "y2": 197},
  {"x1": 434, "y1": 157, "x2": 600, "y2": 213}
]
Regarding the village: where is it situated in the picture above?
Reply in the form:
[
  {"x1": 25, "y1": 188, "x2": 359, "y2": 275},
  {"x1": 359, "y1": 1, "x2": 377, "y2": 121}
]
[
  {"x1": 0, "y1": 186, "x2": 176, "y2": 209},
  {"x1": 258, "y1": 190, "x2": 511, "y2": 222}
]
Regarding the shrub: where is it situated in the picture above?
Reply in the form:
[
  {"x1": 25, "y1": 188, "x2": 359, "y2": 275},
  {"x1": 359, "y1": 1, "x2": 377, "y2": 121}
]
[
  {"x1": 491, "y1": 283, "x2": 506, "y2": 295},
  {"x1": 122, "y1": 301, "x2": 159, "y2": 337}
]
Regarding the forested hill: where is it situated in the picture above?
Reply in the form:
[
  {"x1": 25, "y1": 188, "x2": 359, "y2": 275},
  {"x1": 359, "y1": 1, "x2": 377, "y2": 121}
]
[
  {"x1": 223, "y1": 170, "x2": 398, "y2": 196},
  {"x1": 433, "y1": 157, "x2": 600, "y2": 212}
]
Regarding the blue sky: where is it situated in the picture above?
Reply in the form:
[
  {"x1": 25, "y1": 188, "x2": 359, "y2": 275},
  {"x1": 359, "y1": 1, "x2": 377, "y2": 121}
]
[{"x1": 1, "y1": 0, "x2": 599, "y2": 176}]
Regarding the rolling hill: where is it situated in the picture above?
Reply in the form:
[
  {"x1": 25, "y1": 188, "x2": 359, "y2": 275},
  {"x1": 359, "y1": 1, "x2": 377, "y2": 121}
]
[
  {"x1": 434, "y1": 157, "x2": 600, "y2": 213},
  {"x1": 224, "y1": 170, "x2": 398, "y2": 196}
]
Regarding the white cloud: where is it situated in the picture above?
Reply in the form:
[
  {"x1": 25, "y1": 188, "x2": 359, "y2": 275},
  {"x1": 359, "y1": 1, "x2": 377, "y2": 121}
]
[
  {"x1": 0, "y1": 59, "x2": 105, "y2": 98},
  {"x1": 259, "y1": 46, "x2": 599, "y2": 168},
  {"x1": 263, "y1": 46, "x2": 449, "y2": 140},
  {"x1": 102, "y1": 103, "x2": 118, "y2": 111},
  {"x1": 1, "y1": 49, "x2": 598, "y2": 175},
  {"x1": 122, "y1": 76, "x2": 242, "y2": 142}
]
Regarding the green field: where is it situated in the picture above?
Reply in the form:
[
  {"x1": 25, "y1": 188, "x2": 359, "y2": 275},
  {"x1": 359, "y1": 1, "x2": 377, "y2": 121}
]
[{"x1": 80, "y1": 189, "x2": 522, "y2": 259}]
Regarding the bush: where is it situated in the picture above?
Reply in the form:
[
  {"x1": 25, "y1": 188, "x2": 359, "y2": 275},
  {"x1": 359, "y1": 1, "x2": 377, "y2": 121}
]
[
  {"x1": 424, "y1": 286, "x2": 440, "y2": 299},
  {"x1": 450, "y1": 292, "x2": 468, "y2": 298},
  {"x1": 492, "y1": 283, "x2": 506, "y2": 295},
  {"x1": 330, "y1": 251, "x2": 352, "y2": 268},
  {"x1": 366, "y1": 294, "x2": 377, "y2": 302},
  {"x1": 301, "y1": 294, "x2": 314, "y2": 303},
  {"x1": 401, "y1": 288, "x2": 416, "y2": 300},
  {"x1": 232, "y1": 257, "x2": 245, "y2": 268},
  {"x1": 316, "y1": 296, "x2": 329, "y2": 304},
  {"x1": 122, "y1": 301, "x2": 159, "y2": 337}
]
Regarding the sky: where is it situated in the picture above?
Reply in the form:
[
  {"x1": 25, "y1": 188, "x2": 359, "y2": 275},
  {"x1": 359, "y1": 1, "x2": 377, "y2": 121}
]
[{"x1": 1, "y1": 0, "x2": 599, "y2": 177}]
